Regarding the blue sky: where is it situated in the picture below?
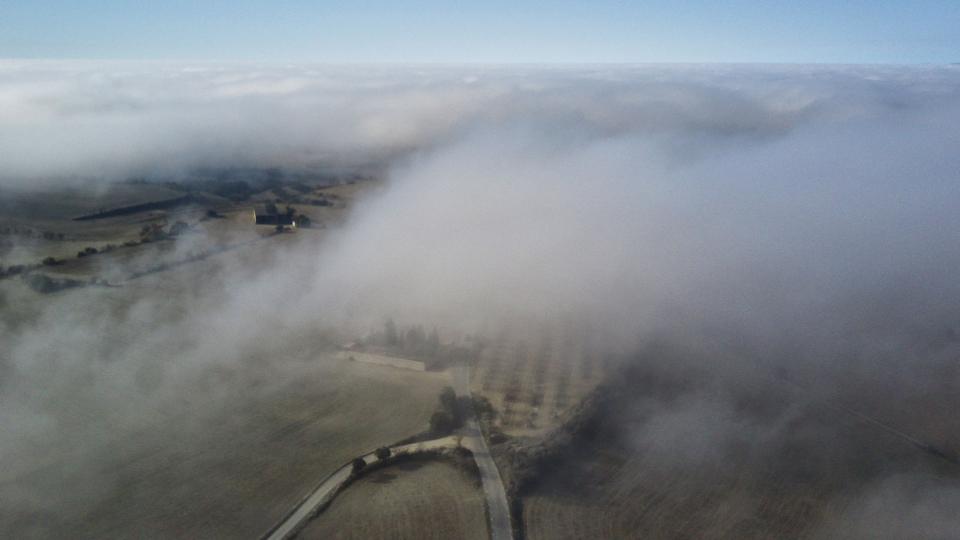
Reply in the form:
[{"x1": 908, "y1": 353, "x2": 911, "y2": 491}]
[{"x1": 1, "y1": 1, "x2": 957, "y2": 63}]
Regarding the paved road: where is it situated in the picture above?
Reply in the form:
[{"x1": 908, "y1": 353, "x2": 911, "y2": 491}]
[
  {"x1": 262, "y1": 365, "x2": 513, "y2": 540},
  {"x1": 262, "y1": 437, "x2": 460, "y2": 540},
  {"x1": 453, "y1": 365, "x2": 514, "y2": 540}
]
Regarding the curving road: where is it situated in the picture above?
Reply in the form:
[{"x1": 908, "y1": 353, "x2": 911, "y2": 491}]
[
  {"x1": 261, "y1": 436, "x2": 460, "y2": 540},
  {"x1": 453, "y1": 365, "x2": 514, "y2": 540},
  {"x1": 262, "y1": 365, "x2": 513, "y2": 540}
]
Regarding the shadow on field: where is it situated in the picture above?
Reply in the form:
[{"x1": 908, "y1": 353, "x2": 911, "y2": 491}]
[{"x1": 368, "y1": 459, "x2": 433, "y2": 485}]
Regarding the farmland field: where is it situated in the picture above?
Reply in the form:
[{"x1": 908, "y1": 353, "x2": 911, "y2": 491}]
[
  {"x1": 519, "y1": 364, "x2": 960, "y2": 540},
  {"x1": 0, "y1": 347, "x2": 448, "y2": 539},
  {"x1": 298, "y1": 459, "x2": 487, "y2": 540},
  {"x1": 469, "y1": 320, "x2": 618, "y2": 437},
  {"x1": 0, "y1": 179, "x2": 455, "y2": 539}
]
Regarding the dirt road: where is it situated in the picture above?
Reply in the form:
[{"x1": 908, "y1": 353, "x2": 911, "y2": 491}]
[
  {"x1": 263, "y1": 365, "x2": 513, "y2": 540},
  {"x1": 261, "y1": 436, "x2": 460, "y2": 540},
  {"x1": 453, "y1": 365, "x2": 514, "y2": 540}
]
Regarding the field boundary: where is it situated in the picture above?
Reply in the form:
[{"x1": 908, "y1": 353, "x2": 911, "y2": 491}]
[{"x1": 72, "y1": 195, "x2": 195, "y2": 221}]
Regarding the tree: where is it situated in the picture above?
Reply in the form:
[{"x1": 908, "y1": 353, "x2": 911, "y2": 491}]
[
  {"x1": 168, "y1": 221, "x2": 190, "y2": 236},
  {"x1": 427, "y1": 327, "x2": 441, "y2": 357},
  {"x1": 384, "y1": 318, "x2": 399, "y2": 346},
  {"x1": 472, "y1": 396, "x2": 497, "y2": 421},
  {"x1": 405, "y1": 325, "x2": 426, "y2": 353},
  {"x1": 375, "y1": 446, "x2": 391, "y2": 461},
  {"x1": 139, "y1": 224, "x2": 167, "y2": 243},
  {"x1": 439, "y1": 387, "x2": 458, "y2": 414},
  {"x1": 432, "y1": 386, "x2": 463, "y2": 432},
  {"x1": 264, "y1": 201, "x2": 278, "y2": 215},
  {"x1": 430, "y1": 410, "x2": 455, "y2": 434},
  {"x1": 351, "y1": 457, "x2": 367, "y2": 474}
]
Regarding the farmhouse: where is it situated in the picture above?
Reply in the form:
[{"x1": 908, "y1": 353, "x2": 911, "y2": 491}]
[{"x1": 253, "y1": 205, "x2": 296, "y2": 227}]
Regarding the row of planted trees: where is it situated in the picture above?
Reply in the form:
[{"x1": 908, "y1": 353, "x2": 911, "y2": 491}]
[{"x1": 381, "y1": 318, "x2": 442, "y2": 358}]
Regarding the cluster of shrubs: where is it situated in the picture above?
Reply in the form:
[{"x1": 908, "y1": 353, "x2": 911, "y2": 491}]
[
  {"x1": 351, "y1": 446, "x2": 395, "y2": 475},
  {"x1": 3, "y1": 219, "x2": 198, "y2": 279},
  {"x1": 71, "y1": 220, "x2": 190, "y2": 261},
  {"x1": 0, "y1": 264, "x2": 30, "y2": 278},
  {"x1": 77, "y1": 244, "x2": 121, "y2": 258},
  {"x1": 22, "y1": 273, "x2": 103, "y2": 294},
  {"x1": 139, "y1": 224, "x2": 167, "y2": 243},
  {"x1": 380, "y1": 319, "x2": 442, "y2": 358},
  {"x1": 138, "y1": 221, "x2": 191, "y2": 243},
  {"x1": 429, "y1": 387, "x2": 468, "y2": 435},
  {"x1": 428, "y1": 387, "x2": 499, "y2": 437}
]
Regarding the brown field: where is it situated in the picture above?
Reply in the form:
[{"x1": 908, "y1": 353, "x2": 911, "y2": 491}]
[
  {"x1": 16, "y1": 177, "x2": 959, "y2": 540},
  {"x1": 297, "y1": 459, "x2": 488, "y2": 540},
  {"x1": 1, "y1": 178, "x2": 460, "y2": 539},
  {"x1": 518, "y1": 361, "x2": 960, "y2": 540},
  {"x1": 0, "y1": 348, "x2": 449, "y2": 539},
  {"x1": 825, "y1": 373, "x2": 960, "y2": 457}
]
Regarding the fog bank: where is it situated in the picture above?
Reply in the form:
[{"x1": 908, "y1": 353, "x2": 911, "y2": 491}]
[{"x1": 2, "y1": 62, "x2": 960, "y2": 536}]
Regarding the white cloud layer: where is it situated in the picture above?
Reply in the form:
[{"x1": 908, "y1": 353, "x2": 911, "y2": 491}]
[{"x1": 1, "y1": 61, "x2": 957, "y2": 186}]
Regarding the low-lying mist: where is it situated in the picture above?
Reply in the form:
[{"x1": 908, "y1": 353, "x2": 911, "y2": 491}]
[{"x1": 2, "y1": 62, "x2": 960, "y2": 536}]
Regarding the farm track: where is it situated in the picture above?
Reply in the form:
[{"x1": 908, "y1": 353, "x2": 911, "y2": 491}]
[
  {"x1": 265, "y1": 365, "x2": 513, "y2": 540},
  {"x1": 454, "y1": 365, "x2": 514, "y2": 540},
  {"x1": 262, "y1": 436, "x2": 462, "y2": 540}
]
